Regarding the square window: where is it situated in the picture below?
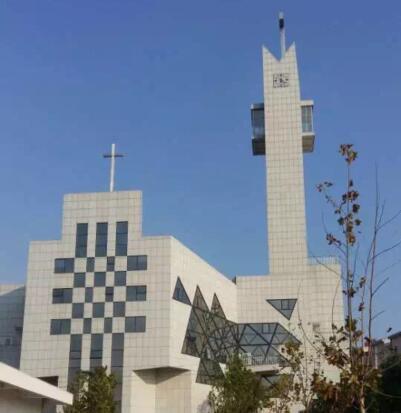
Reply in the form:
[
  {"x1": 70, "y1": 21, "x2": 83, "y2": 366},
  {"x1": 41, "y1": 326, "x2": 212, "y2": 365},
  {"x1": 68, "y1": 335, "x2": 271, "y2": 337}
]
[
  {"x1": 107, "y1": 257, "x2": 115, "y2": 271},
  {"x1": 114, "y1": 271, "x2": 126, "y2": 286},
  {"x1": 72, "y1": 303, "x2": 84, "y2": 319},
  {"x1": 125, "y1": 316, "x2": 146, "y2": 333},
  {"x1": 50, "y1": 319, "x2": 71, "y2": 335},
  {"x1": 94, "y1": 272, "x2": 106, "y2": 287},
  {"x1": 105, "y1": 287, "x2": 114, "y2": 302},
  {"x1": 83, "y1": 318, "x2": 92, "y2": 334},
  {"x1": 74, "y1": 273, "x2": 85, "y2": 288},
  {"x1": 104, "y1": 318, "x2": 113, "y2": 333},
  {"x1": 137, "y1": 255, "x2": 147, "y2": 270},
  {"x1": 127, "y1": 255, "x2": 147, "y2": 271},
  {"x1": 113, "y1": 302, "x2": 125, "y2": 317},
  {"x1": 85, "y1": 287, "x2": 93, "y2": 303},
  {"x1": 126, "y1": 285, "x2": 147, "y2": 301},
  {"x1": 52, "y1": 288, "x2": 73, "y2": 304},
  {"x1": 93, "y1": 303, "x2": 105, "y2": 318},
  {"x1": 112, "y1": 333, "x2": 124, "y2": 350},
  {"x1": 54, "y1": 258, "x2": 74, "y2": 273},
  {"x1": 86, "y1": 258, "x2": 95, "y2": 272}
]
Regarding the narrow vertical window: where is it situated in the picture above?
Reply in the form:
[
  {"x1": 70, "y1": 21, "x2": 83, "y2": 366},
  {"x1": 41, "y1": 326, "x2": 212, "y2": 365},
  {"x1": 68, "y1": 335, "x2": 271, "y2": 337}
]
[
  {"x1": 90, "y1": 334, "x2": 103, "y2": 369},
  {"x1": 115, "y1": 222, "x2": 128, "y2": 256},
  {"x1": 301, "y1": 105, "x2": 313, "y2": 133},
  {"x1": 68, "y1": 334, "x2": 82, "y2": 384},
  {"x1": 95, "y1": 223, "x2": 108, "y2": 257},
  {"x1": 75, "y1": 223, "x2": 88, "y2": 258},
  {"x1": 111, "y1": 333, "x2": 124, "y2": 410}
]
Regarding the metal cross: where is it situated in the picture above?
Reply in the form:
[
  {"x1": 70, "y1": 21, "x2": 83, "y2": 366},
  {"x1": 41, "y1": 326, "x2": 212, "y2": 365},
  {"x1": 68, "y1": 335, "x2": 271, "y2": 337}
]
[{"x1": 103, "y1": 143, "x2": 124, "y2": 192}]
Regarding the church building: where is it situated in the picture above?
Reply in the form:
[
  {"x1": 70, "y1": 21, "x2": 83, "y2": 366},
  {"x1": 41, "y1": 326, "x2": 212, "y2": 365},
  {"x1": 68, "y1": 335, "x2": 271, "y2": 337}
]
[{"x1": 0, "y1": 14, "x2": 343, "y2": 413}]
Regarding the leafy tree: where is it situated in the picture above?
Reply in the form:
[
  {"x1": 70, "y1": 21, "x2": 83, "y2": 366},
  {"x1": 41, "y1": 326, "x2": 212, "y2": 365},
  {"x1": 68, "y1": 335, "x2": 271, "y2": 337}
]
[
  {"x1": 64, "y1": 367, "x2": 116, "y2": 413},
  {"x1": 274, "y1": 145, "x2": 400, "y2": 413},
  {"x1": 369, "y1": 354, "x2": 401, "y2": 412},
  {"x1": 208, "y1": 353, "x2": 271, "y2": 413}
]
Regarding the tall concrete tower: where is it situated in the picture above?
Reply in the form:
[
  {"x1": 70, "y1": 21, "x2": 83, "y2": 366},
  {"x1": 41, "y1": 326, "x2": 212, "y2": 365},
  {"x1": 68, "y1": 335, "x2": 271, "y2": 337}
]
[{"x1": 251, "y1": 13, "x2": 315, "y2": 273}]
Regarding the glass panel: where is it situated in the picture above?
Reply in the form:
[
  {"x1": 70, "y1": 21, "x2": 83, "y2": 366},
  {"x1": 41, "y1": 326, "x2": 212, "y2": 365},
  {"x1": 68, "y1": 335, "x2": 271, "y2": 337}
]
[
  {"x1": 107, "y1": 257, "x2": 115, "y2": 271},
  {"x1": 94, "y1": 272, "x2": 106, "y2": 287},
  {"x1": 93, "y1": 303, "x2": 105, "y2": 318},
  {"x1": 90, "y1": 334, "x2": 103, "y2": 369},
  {"x1": 75, "y1": 223, "x2": 88, "y2": 258},
  {"x1": 172, "y1": 278, "x2": 191, "y2": 305},
  {"x1": 86, "y1": 257, "x2": 95, "y2": 272},
  {"x1": 54, "y1": 258, "x2": 74, "y2": 273},
  {"x1": 302, "y1": 105, "x2": 313, "y2": 133},
  {"x1": 127, "y1": 255, "x2": 147, "y2": 271},
  {"x1": 95, "y1": 223, "x2": 108, "y2": 257},
  {"x1": 72, "y1": 303, "x2": 84, "y2": 319},
  {"x1": 113, "y1": 302, "x2": 125, "y2": 317},
  {"x1": 74, "y1": 273, "x2": 85, "y2": 288},
  {"x1": 83, "y1": 318, "x2": 92, "y2": 334},
  {"x1": 105, "y1": 287, "x2": 114, "y2": 302},
  {"x1": 85, "y1": 287, "x2": 93, "y2": 303},
  {"x1": 116, "y1": 222, "x2": 128, "y2": 256},
  {"x1": 125, "y1": 316, "x2": 146, "y2": 333},
  {"x1": 126, "y1": 285, "x2": 147, "y2": 301},
  {"x1": 104, "y1": 318, "x2": 113, "y2": 333},
  {"x1": 251, "y1": 106, "x2": 265, "y2": 140},
  {"x1": 52, "y1": 288, "x2": 72, "y2": 304},
  {"x1": 50, "y1": 319, "x2": 71, "y2": 335},
  {"x1": 114, "y1": 271, "x2": 126, "y2": 286}
]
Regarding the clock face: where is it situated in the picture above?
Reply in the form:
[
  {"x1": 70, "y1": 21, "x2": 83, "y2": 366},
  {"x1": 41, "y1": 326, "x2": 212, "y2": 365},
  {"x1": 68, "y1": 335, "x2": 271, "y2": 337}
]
[{"x1": 273, "y1": 73, "x2": 290, "y2": 88}]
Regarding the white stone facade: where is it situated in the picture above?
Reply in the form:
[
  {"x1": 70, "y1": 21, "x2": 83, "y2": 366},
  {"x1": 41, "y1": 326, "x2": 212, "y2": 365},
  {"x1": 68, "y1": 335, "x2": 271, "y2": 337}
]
[{"x1": 0, "y1": 30, "x2": 343, "y2": 413}]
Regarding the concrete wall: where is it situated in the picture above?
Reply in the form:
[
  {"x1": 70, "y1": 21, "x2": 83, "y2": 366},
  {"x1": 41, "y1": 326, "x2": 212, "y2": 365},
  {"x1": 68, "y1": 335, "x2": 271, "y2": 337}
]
[{"x1": 0, "y1": 391, "x2": 43, "y2": 413}]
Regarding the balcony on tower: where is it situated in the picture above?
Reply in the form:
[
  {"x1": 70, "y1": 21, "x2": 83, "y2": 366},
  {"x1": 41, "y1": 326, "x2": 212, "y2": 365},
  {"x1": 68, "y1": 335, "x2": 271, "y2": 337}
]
[{"x1": 250, "y1": 100, "x2": 315, "y2": 155}]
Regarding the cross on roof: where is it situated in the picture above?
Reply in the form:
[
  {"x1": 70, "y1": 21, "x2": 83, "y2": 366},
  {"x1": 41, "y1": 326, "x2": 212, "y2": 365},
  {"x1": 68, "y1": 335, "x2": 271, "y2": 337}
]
[{"x1": 103, "y1": 143, "x2": 124, "y2": 192}]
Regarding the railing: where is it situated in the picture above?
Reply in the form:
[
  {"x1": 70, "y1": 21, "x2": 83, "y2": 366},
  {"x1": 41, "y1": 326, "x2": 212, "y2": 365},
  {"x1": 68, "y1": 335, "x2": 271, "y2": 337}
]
[{"x1": 238, "y1": 353, "x2": 283, "y2": 367}]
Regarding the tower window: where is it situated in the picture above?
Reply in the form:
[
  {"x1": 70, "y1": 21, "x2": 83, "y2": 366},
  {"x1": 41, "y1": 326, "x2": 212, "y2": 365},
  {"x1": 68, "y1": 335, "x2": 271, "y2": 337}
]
[
  {"x1": 95, "y1": 223, "x2": 108, "y2": 257},
  {"x1": 116, "y1": 222, "x2": 128, "y2": 256},
  {"x1": 302, "y1": 105, "x2": 313, "y2": 133},
  {"x1": 75, "y1": 223, "x2": 88, "y2": 258}
]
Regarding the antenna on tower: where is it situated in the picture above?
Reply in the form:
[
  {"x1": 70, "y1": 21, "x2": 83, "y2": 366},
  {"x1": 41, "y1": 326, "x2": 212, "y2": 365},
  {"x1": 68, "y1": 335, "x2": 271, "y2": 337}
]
[{"x1": 279, "y1": 12, "x2": 286, "y2": 59}]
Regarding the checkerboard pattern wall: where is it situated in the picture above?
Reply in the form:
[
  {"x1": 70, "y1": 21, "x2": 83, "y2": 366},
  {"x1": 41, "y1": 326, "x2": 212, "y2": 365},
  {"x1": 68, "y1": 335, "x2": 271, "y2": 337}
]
[{"x1": 50, "y1": 221, "x2": 148, "y2": 406}]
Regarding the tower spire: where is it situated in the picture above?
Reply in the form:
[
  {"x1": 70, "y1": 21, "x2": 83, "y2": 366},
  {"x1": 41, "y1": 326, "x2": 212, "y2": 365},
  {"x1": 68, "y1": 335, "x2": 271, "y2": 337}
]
[
  {"x1": 279, "y1": 12, "x2": 286, "y2": 58},
  {"x1": 103, "y1": 143, "x2": 124, "y2": 192}
]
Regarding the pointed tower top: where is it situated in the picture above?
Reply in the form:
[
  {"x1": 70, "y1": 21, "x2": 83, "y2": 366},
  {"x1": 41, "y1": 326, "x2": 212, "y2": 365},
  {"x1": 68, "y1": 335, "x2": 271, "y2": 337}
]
[{"x1": 279, "y1": 12, "x2": 286, "y2": 59}]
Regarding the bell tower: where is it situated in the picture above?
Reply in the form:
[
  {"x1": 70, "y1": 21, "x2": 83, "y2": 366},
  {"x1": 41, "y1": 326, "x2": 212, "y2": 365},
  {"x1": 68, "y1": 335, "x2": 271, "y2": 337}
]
[{"x1": 251, "y1": 13, "x2": 315, "y2": 273}]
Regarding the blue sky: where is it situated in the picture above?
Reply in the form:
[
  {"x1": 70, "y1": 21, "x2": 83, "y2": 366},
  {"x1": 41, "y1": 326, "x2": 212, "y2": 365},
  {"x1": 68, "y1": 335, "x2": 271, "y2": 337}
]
[{"x1": 1, "y1": 0, "x2": 401, "y2": 337}]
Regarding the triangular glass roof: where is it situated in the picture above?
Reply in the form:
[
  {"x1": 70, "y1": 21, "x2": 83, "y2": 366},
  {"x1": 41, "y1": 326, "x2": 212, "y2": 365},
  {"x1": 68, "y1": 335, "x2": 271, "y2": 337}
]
[
  {"x1": 193, "y1": 286, "x2": 209, "y2": 311},
  {"x1": 211, "y1": 294, "x2": 226, "y2": 319},
  {"x1": 266, "y1": 298, "x2": 297, "y2": 320},
  {"x1": 172, "y1": 277, "x2": 191, "y2": 305}
]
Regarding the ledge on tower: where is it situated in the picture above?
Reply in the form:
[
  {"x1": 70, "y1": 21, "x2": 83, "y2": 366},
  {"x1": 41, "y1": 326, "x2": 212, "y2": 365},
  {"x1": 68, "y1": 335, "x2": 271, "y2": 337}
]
[{"x1": 250, "y1": 100, "x2": 315, "y2": 155}]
